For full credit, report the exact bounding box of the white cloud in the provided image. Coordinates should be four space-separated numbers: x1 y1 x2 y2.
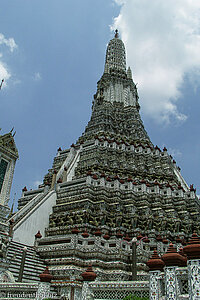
0 33 17 87
33 72 42 81
0 61 10 83
0 33 17 52
168 148 182 158
112 0 200 123
33 180 42 188
13 79 21 85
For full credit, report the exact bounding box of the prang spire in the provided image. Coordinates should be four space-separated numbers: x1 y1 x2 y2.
104 30 126 74
95 31 139 109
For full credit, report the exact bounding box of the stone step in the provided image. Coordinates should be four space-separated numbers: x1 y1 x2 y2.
7 240 45 283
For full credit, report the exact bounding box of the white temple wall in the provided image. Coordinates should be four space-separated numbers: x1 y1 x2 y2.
13 191 56 246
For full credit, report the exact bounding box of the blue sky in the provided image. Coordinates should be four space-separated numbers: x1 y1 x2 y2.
0 0 200 210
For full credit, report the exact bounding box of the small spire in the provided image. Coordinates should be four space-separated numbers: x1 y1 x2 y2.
115 29 119 38
81 265 97 281
39 266 53 282
127 67 132 79
0 79 4 90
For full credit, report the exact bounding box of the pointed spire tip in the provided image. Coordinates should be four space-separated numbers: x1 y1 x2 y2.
115 29 119 38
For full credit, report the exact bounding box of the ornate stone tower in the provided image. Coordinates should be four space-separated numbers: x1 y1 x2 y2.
0 130 18 281
14 31 200 284
0 130 18 235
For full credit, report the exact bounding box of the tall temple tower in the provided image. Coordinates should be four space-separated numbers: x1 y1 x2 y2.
12 31 200 284
0 130 18 235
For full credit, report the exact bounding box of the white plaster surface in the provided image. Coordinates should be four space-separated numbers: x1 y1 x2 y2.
56 147 75 181
0 158 15 206
66 149 80 181
56 147 80 182
13 191 56 245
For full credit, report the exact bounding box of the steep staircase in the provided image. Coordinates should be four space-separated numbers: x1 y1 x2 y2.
7 240 45 283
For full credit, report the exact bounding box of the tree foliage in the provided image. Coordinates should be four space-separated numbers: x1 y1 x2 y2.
123 295 149 300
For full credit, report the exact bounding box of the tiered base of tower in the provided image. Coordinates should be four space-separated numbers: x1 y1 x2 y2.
34 137 200 282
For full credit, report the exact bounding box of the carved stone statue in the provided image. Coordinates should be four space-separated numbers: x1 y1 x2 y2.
0 236 9 260
132 213 139 229
175 219 181 233
116 211 123 227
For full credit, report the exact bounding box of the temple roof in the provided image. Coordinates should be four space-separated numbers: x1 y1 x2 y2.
0 131 18 159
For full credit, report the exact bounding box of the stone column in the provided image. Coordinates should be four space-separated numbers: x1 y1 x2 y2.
51 170 57 190
177 247 187 295
17 246 27 282
8 218 14 237
146 249 165 300
62 166 68 182
183 233 200 300
131 237 137 281
81 265 96 300
37 266 53 300
162 243 183 300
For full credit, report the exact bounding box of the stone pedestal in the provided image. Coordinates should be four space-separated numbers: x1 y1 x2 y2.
37 281 51 300
60 286 71 299
81 282 94 300
37 266 53 300
162 243 184 300
149 271 162 300
165 266 178 299
0 259 9 282
81 282 89 300
187 259 200 299
81 265 96 300
183 233 200 300
146 249 165 300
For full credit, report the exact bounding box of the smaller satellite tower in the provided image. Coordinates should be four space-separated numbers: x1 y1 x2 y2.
0 79 4 90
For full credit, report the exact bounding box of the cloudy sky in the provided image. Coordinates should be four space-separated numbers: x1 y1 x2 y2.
0 0 200 210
